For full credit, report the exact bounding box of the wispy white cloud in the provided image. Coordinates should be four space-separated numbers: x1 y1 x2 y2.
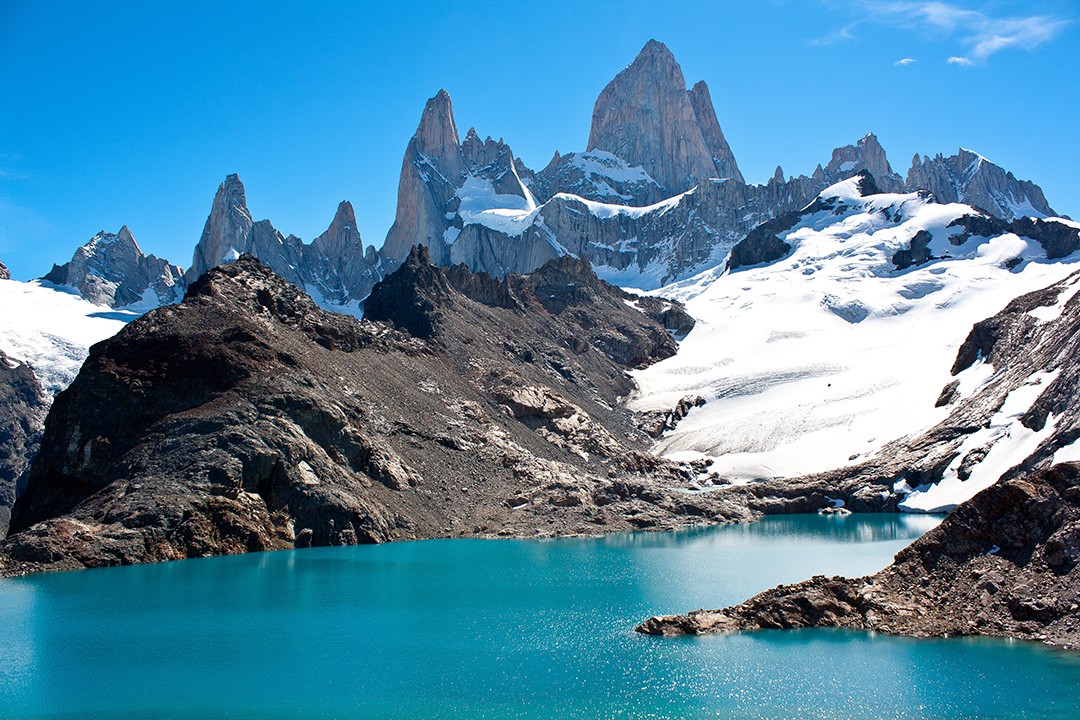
947 55 973 65
807 22 861 46
817 1 1073 64
894 57 917 65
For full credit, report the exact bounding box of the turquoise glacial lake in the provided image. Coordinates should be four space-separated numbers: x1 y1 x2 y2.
1 513 1079 719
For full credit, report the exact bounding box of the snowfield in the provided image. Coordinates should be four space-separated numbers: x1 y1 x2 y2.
0 278 136 394
630 178 1079 508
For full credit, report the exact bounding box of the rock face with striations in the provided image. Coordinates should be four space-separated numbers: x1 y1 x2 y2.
0 253 746 576
184 174 253 285
381 90 465 265
638 462 1080 650
42 226 184 308
906 149 1055 220
0 260 9 280
307 200 386 307
0 349 47 538
687 80 743 184
587 40 742 194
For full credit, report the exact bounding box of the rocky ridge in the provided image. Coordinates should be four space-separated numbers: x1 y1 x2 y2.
29 41 1065 312
184 175 384 313
0 253 748 576
908 149 1055 221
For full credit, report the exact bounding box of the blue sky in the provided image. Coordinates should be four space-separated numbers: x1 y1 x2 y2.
1 0 1077 279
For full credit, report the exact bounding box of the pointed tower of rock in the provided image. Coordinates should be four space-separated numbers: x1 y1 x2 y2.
823 133 904 192
587 40 732 194
688 80 743 183
313 200 363 261
185 173 254 284
382 90 466 265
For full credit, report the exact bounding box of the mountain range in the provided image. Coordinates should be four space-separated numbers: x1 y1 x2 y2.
1 39 1079 645
30 39 1061 318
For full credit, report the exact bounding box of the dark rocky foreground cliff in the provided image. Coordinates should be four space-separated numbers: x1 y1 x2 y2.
638 462 1080 650
0 252 749 576
0 350 47 537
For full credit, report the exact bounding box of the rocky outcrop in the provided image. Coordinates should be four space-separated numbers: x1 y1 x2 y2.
587 40 740 195
0 350 47 538
891 229 934 270
638 462 1080 650
362 245 451 340
0 260 9 280
823 133 904 193
183 174 382 310
727 211 798 270
947 213 1080 261
42 226 184 308
0 254 746 576
906 149 1056 220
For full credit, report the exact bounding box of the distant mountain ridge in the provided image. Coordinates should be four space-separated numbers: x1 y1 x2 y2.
16 41 1068 314
43 226 183 309
377 39 1060 286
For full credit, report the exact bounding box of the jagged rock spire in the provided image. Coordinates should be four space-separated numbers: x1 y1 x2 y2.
823 132 904 192
382 90 469 264
587 39 740 194
313 200 361 260
414 89 463 179
688 80 744 183
185 173 254 284
906 148 1055 219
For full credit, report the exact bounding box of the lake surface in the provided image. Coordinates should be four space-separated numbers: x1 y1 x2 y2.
1 514 1078 719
